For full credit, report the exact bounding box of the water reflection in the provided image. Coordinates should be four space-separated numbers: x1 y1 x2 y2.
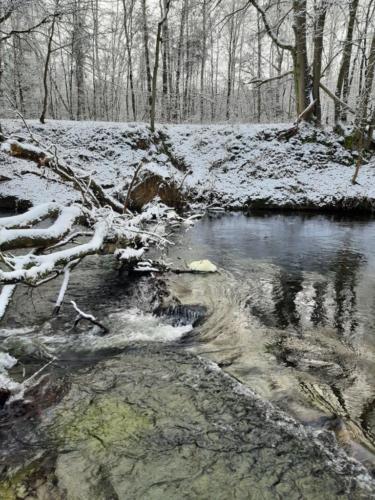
272 270 304 331
331 249 362 341
165 212 375 464
311 280 328 326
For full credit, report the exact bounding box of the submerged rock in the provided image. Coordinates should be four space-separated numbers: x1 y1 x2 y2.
17 345 372 499
154 303 207 327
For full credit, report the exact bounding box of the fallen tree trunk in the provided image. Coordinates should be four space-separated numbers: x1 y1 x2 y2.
319 82 356 117
5 139 123 213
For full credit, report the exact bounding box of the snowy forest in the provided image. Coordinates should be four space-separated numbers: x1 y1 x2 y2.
0 0 374 133
2 1 375 499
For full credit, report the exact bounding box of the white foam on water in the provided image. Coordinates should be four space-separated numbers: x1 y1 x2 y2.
0 308 193 357
0 351 23 401
0 327 35 338
0 352 17 370
93 308 193 348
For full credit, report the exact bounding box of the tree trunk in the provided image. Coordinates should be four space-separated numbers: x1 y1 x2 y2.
200 0 207 123
150 0 171 132
161 0 171 121
334 0 359 124
141 0 152 118
122 0 136 121
256 11 262 122
312 0 328 124
174 0 187 122
73 0 86 120
292 0 311 117
40 12 57 124
354 30 375 149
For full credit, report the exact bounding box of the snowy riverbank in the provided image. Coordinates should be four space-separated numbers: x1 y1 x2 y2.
1 119 374 212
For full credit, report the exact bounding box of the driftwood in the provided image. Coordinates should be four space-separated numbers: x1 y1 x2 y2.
127 260 218 275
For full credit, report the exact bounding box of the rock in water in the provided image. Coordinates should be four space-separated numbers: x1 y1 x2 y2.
1 346 375 499
188 259 217 272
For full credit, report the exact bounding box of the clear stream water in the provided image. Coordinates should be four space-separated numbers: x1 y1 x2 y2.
164 213 375 464
1 211 375 498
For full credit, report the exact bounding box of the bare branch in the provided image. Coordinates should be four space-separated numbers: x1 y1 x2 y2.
53 259 81 315
71 300 108 333
247 0 294 52
247 71 293 88
0 15 53 43
123 161 143 213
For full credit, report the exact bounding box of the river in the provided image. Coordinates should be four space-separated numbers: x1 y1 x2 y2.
165 212 375 465
1 211 375 499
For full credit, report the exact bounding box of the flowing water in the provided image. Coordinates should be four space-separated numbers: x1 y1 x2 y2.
1 211 375 498
164 212 375 465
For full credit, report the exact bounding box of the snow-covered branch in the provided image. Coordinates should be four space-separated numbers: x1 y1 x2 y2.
0 220 108 285
71 300 108 333
0 204 82 250
0 196 180 320
0 202 59 229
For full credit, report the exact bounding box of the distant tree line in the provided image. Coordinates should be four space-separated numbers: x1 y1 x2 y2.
0 0 375 144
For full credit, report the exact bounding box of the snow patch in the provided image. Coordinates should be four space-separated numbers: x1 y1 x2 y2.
115 247 145 261
0 351 23 401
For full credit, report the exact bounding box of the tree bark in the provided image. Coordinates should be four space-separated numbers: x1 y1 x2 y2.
40 10 57 124
292 0 311 117
334 0 359 124
312 0 328 124
150 0 171 132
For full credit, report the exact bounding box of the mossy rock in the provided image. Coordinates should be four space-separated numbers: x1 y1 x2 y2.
0 461 52 500
53 395 151 452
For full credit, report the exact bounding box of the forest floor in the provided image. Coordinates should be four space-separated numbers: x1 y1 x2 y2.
0 119 374 212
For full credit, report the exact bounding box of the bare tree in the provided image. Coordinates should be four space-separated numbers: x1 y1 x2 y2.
150 0 171 132
334 0 359 124
40 3 60 124
0 0 375 132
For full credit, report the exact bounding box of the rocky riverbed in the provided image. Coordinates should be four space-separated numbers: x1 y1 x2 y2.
1 344 375 500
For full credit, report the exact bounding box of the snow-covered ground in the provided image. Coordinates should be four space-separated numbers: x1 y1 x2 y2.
1 119 374 211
